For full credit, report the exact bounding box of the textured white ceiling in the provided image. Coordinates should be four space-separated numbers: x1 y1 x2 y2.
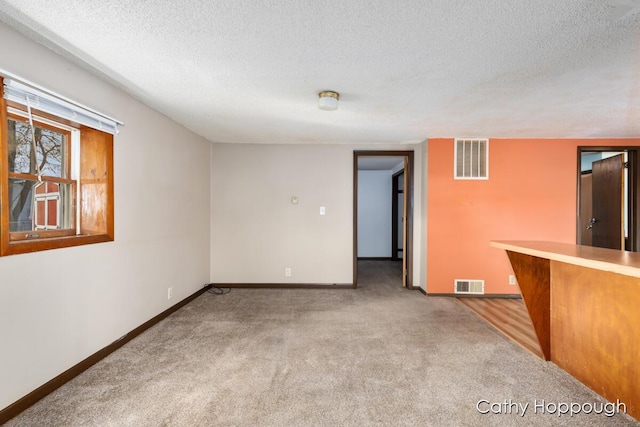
0 0 639 144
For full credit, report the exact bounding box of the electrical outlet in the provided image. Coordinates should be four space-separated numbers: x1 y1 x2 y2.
509 275 516 285
285 268 292 277
168 287 173 299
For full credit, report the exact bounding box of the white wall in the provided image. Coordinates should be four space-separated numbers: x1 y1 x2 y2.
420 140 428 290
211 144 353 284
0 22 211 410
211 143 425 286
357 170 392 257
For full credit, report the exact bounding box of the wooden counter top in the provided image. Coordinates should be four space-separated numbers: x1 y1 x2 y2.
492 240 640 420
490 240 640 279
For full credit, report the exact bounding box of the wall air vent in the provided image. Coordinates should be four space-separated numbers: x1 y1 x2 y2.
454 279 484 294
454 138 488 179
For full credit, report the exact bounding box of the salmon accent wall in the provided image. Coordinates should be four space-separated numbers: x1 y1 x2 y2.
427 138 640 294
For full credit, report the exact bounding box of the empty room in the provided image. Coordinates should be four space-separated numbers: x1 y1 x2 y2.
0 1 639 425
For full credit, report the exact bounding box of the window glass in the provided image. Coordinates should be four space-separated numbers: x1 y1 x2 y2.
8 117 67 178
7 115 74 236
8 178 74 233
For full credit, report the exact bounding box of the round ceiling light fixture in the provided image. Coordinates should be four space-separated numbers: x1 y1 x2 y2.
318 90 339 111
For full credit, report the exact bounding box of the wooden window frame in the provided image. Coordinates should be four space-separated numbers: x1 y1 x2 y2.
0 78 114 256
7 111 76 241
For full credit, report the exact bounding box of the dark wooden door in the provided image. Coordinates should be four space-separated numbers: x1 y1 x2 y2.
592 154 624 249
579 173 593 246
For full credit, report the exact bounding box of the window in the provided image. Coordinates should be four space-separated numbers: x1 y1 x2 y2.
8 111 75 238
454 138 488 179
0 75 122 256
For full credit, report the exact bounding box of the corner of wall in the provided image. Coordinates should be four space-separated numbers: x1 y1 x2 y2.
209 142 215 283
420 139 428 290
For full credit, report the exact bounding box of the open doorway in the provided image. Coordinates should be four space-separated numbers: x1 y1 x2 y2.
353 151 414 289
392 169 404 261
577 146 640 251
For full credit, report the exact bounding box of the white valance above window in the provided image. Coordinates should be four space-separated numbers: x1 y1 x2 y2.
2 73 123 135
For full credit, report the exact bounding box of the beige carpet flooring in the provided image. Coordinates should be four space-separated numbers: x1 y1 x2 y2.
5 261 637 426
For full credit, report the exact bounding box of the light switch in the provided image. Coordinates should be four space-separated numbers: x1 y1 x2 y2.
320 206 326 215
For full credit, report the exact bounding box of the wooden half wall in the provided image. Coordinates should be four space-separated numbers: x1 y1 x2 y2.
493 240 640 421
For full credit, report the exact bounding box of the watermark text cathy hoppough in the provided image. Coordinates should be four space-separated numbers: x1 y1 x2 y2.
476 399 626 418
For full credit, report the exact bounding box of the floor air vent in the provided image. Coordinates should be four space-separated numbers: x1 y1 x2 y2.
454 279 484 295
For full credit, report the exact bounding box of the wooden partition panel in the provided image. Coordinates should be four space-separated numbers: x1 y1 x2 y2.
80 127 114 237
506 251 551 360
551 261 640 419
494 240 640 421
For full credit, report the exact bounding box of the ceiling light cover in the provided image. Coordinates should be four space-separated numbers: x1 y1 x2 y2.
318 91 339 111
